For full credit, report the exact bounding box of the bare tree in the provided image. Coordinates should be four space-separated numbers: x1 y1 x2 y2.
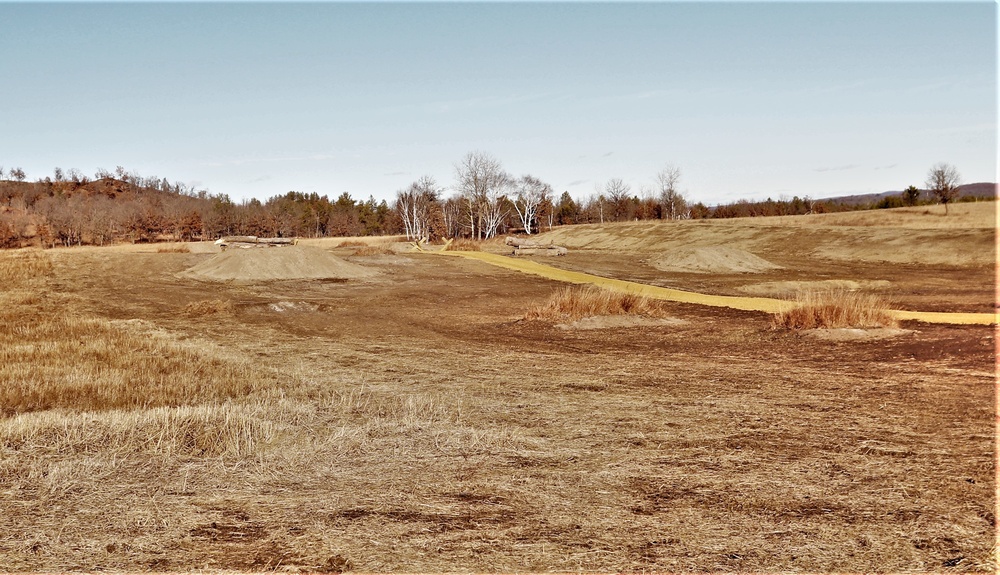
656 165 688 220
512 175 551 234
454 152 510 239
441 196 463 239
925 163 961 214
10 167 26 182
604 178 631 221
395 176 440 240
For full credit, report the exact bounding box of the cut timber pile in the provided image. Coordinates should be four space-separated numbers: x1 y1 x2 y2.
215 236 297 250
505 236 568 257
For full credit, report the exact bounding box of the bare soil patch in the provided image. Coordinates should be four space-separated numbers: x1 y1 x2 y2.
650 246 782 274
180 245 376 283
801 327 914 342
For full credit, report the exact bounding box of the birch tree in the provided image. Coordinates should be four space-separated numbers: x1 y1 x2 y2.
395 176 440 240
512 175 551 234
454 152 510 239
656 165 687 220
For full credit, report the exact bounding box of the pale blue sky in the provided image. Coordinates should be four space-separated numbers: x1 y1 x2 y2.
1 2 995 205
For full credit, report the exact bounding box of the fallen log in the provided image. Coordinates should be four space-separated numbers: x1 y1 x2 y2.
505 236 554 248
513 246 568 256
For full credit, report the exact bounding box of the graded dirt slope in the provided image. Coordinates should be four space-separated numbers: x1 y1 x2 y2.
181 245 376 282
535 202 996 268
650 246 781 274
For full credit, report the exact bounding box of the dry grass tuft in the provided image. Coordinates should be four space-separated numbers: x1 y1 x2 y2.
183 299 234 316
525 285 666 321
445 238 482 251
772 290 899 329
353 244 395 256
156 245 190 253
337 240 367 248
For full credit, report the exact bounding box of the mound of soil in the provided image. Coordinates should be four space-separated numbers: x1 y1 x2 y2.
181 246 376 282
650 246 782 274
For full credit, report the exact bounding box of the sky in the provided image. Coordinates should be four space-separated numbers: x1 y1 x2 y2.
1 2 996 206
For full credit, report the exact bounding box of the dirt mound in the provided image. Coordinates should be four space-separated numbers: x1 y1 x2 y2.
650 246 782 274
181 246 376 282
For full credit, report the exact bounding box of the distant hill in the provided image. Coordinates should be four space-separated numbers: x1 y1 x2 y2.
823 182 996 206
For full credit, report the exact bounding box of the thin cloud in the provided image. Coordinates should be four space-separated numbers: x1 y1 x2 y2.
814 164 859 173
601 152 615 158
567 179 588 186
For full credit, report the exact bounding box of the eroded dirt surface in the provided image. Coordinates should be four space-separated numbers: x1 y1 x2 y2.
5 246 996 572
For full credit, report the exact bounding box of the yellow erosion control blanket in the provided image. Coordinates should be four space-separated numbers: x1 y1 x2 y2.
439 251 998 326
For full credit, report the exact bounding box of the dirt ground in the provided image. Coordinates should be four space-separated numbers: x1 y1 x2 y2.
0 205 996 572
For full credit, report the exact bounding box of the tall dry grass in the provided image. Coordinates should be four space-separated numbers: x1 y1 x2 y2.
352 243 395 256
0 312 284 415
525 285 666 321
0 250 282 416
444 238 482 251
772 290 898 329
0 249 52 285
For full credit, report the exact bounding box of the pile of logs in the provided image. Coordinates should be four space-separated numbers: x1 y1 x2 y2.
505 236 568 256
214 236 297 250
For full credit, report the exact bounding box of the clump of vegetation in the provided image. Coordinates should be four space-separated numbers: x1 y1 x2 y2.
337 240 368 248
445 238 482 251
772 290 898 330
353 244 395 256
156 245 190 253
525 285 666 321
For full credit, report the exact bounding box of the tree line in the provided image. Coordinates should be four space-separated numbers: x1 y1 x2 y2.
0 159 986 249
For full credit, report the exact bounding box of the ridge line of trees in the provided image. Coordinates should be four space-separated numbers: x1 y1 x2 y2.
0 159 989 249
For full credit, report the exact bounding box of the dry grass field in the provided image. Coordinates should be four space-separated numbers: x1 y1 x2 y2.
0 203 995 572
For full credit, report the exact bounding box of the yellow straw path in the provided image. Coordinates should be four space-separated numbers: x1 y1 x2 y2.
438 251 998 326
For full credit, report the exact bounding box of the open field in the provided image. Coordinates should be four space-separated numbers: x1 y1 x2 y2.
0 203 996 572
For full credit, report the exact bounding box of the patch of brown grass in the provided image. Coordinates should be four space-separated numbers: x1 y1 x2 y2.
0 310 283 416
445 238 482 251
771 290 898 329
184 299 234 316
0 249 52 286
525 285 667 321
353 244 395 256
156 245 190 253
337 240 367 248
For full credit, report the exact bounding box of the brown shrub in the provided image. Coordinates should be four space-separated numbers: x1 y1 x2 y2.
337 240 367 248
445 239 482 251
156 245 190 253
772 290 898 329
525 285 666 321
